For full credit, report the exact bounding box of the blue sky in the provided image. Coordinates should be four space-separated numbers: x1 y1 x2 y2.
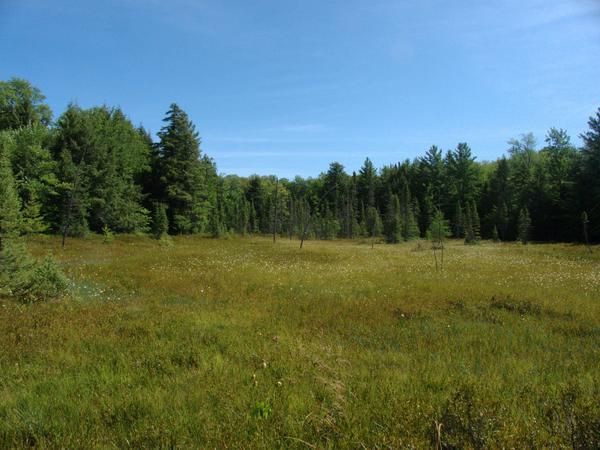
1 0 599 178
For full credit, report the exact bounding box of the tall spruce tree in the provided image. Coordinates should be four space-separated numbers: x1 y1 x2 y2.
156 104 211 234
53 104 91 241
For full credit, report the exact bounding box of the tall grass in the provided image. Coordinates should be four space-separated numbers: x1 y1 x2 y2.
1 235 599 448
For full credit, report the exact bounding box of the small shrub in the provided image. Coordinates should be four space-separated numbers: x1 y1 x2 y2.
13 255 70 303
102 224 114 244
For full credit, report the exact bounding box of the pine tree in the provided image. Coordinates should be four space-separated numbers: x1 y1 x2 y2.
53 104 91 242
517 207 531 244
454 201 463 238
470 200 481 240
152 202 169 239
0 149 68 301
497 201 509 240
492 225 500 242
366 206 382 248
21 192 48 234
399 183 418 241
156 104 209 234
428 209 450 271
0 149 22 251
385 194 401 243
359 201 367 237
464 203 476 244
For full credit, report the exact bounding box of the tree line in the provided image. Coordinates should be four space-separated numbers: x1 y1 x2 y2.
1 77 599 245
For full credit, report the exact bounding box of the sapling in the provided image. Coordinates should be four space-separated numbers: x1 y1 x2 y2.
428 209 450 271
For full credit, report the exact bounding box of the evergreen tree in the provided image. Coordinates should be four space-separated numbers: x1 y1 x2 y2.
0 149 68 301
385 194 401 243
464 203 476 244
358 201 368 237
249 201 259 234
366 206 382 248
156 104 210 234
453 201 464 238
492 225 500 242
358 157 377 208
497 201 509 240
51 105 90 238
0 148 22 250
446 143 479 207
7 124 58 230
579 108 600 242
428 209 450 271
399 182 419 241
517 207 532 244
420 145 444 208
470 200 481 240
152 202 169 239
21 192 48 234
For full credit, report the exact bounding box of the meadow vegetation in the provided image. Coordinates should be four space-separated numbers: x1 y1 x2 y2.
1 235 599 448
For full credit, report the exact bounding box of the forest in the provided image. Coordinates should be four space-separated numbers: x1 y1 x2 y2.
1 77 599 245
2 77 600 448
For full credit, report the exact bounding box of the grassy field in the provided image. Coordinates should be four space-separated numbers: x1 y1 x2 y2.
1 235 599 448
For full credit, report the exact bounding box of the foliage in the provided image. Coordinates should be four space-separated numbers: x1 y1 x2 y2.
365 206 382 244
518 207 532 244
102 224 114 244
428 209 450 245
154 104 216 234
152 202 169 239
0 149 68 302
11 255 70 303
0 78 52 130
1 78 600 244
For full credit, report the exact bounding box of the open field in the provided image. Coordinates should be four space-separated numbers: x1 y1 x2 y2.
1 236 600 448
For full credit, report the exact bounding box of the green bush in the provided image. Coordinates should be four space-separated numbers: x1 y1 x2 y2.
12 255 70 303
